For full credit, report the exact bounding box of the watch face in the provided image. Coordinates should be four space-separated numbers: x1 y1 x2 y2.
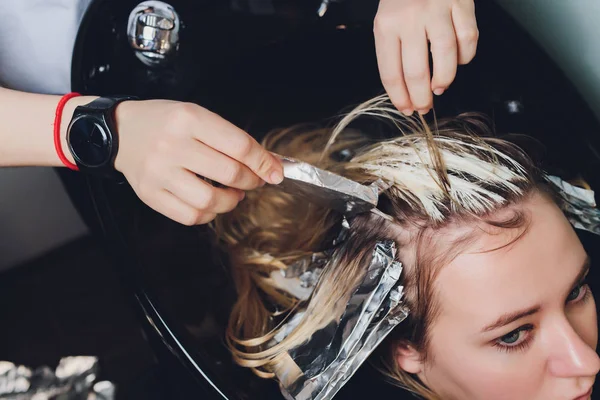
68 116 112 168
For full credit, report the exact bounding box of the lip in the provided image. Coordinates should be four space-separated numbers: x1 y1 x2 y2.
573 387 593 400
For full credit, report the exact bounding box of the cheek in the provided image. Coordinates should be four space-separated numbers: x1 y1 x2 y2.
422 328 545 400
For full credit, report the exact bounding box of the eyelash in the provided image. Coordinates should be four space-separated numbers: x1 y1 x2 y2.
493 324 534 353
493 279 592 353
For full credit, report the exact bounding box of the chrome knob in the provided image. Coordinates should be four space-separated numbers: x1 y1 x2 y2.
127 1 181 67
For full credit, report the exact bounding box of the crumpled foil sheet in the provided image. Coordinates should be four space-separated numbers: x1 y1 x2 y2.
547 175 600 235
278 155 386 216
269 219 350 301
272 240 407 400
269 252 329 301
0 357 115 400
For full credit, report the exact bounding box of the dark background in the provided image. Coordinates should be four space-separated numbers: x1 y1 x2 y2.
2 0 600 399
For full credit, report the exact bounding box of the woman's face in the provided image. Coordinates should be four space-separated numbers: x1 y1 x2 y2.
414 192 600 400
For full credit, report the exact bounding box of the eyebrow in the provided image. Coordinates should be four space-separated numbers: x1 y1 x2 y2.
480 256 591 333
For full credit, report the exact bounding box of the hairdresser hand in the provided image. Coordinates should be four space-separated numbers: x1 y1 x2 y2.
113 100 283 226
374 0 478 115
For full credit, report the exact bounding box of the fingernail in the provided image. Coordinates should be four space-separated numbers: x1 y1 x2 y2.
238 190 246 201
402 109 413 116
269 169 284 185
418 108 430 115
433 88 445 96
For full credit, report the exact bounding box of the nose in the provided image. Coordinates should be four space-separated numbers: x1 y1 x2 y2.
547 319 600 378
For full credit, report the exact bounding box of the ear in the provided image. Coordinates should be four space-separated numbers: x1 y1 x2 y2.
394 341 425 374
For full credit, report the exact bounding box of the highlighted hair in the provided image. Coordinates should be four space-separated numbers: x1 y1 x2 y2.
213 95 546 399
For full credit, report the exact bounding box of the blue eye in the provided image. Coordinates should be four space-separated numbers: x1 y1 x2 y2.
494 324 534 353
567 284 583 302
567 278 590 303
499 328 526 346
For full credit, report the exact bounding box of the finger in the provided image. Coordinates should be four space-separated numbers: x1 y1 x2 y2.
374 27 413 114
401 30 432 113
167 168 243 214
427 11 458 95
148 190 217 226
195 111 283 185
452 1 479 65
195 212 218 225
182 139 262 190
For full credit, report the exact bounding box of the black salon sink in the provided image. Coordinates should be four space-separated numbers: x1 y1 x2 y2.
63 0 600 399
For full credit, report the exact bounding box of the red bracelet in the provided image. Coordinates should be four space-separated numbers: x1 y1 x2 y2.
54 92 81 171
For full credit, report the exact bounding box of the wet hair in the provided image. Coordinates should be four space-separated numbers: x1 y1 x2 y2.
213 95 551 399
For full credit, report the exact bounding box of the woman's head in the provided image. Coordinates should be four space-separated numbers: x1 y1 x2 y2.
385 190 599 400
213 95 599 399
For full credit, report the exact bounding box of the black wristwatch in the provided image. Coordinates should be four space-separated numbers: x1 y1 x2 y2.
66 96 139 181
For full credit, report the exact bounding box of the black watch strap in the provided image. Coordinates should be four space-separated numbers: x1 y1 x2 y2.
82 96 136 110
68 95 138 182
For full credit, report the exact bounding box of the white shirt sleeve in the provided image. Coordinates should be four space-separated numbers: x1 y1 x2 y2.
0 0 93 94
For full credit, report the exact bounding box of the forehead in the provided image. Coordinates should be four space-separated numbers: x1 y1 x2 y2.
433 193 586 329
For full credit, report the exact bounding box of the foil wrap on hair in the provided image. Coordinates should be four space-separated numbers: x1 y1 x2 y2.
0 357 115 399
272 240 407 400
547 175 600 235
269 219 350 301
278 155 390 216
